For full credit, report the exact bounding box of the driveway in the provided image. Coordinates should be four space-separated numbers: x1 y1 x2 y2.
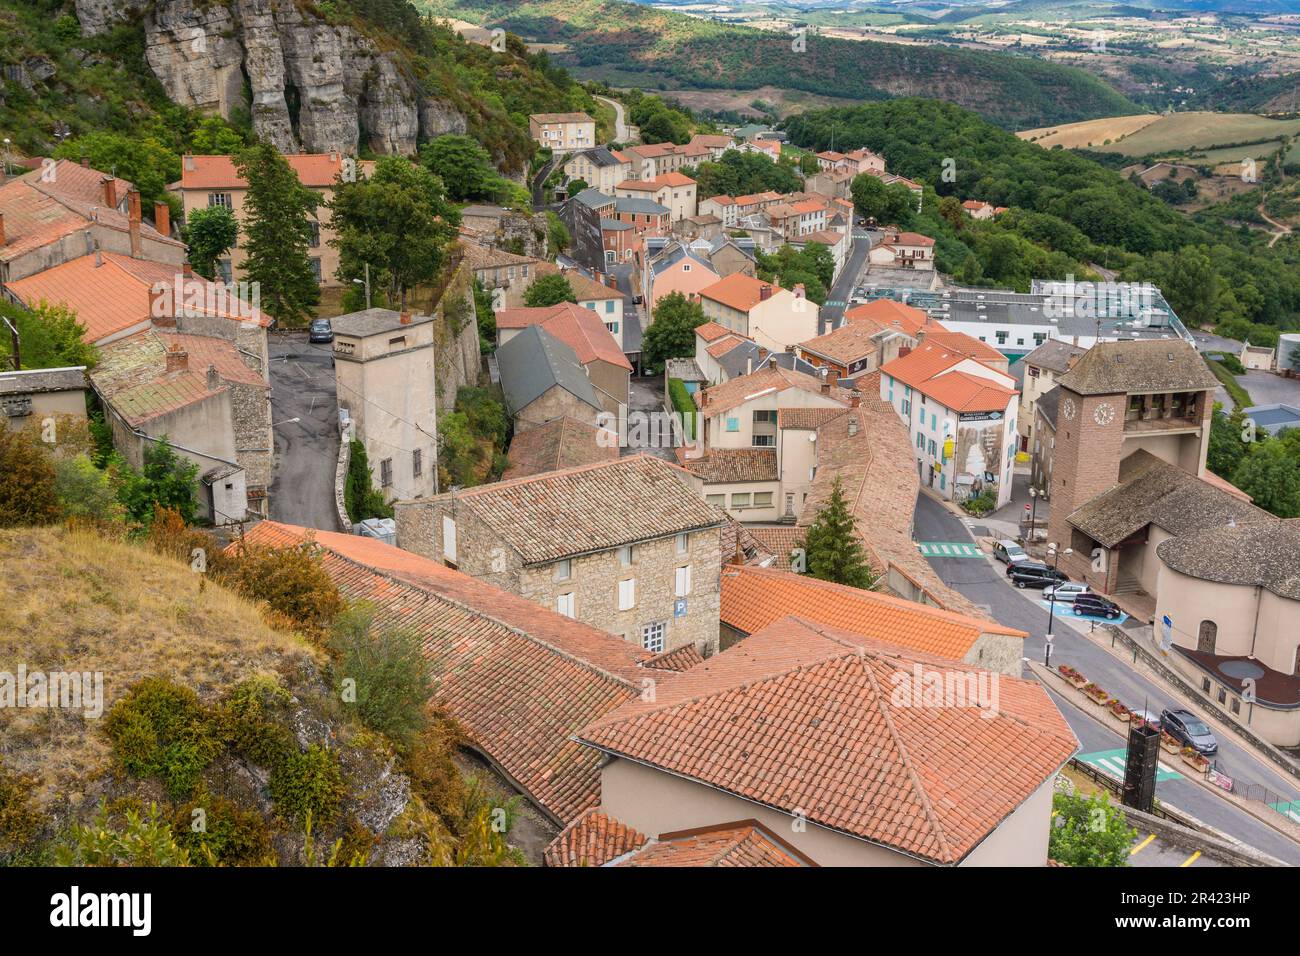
625 375 677 462
595 94 630 143
819 232 873 334
268 333 342 531
913 490 1300 863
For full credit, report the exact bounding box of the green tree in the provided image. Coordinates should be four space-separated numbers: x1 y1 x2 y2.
344 439 393 523
1206 405 1249 479
546 211 571 255
0 427 59 528
419 135 503 202
523 273 576 307
1049 791 1136 867
1232 440 1300 518
53 132 180 211
235 143 321 325
330 604 432 746
642 292 706 374
187 116 248 155
801 477 877 589
330 156 459 310
54 454 124 523
117 438 200 526
565 177 589 196
54 801 191 867
184 205 239 281
0 300 97 371
851 174 915 225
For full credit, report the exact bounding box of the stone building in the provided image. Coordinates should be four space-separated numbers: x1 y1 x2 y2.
393 456 727 655
496 325 604 432
0 367 86 432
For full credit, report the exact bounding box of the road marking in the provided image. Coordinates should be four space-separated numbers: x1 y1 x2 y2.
1130 834 1156 856
1076 748 1183 782
916 541 982 558
1180 850 1202 867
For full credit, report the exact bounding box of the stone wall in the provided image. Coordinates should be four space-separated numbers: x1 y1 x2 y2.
516 385 598 432
429 263 483 419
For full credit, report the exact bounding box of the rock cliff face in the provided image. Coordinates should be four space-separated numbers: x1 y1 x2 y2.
74 0 466 156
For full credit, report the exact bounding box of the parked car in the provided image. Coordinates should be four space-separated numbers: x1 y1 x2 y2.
992 539 1028 565
308 318 334 344
1043 581 1091 603
1006 562 1069 589
1161 708 1218 755
1072 593 1121 619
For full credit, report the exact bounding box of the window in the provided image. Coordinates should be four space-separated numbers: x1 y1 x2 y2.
1033 332 1046 346
930 412 937 430
928 439 937 456
605 300 615 314
618 545 635 567
916 433 925 450
308 220 321 249
705 494 725 507
606 321 619 334
1197 620 1218 654
753 491 773 508
641 621 666 653
730 492 751 509
675 565 691 597
902 399 911 416
388 336 406 350
310 258 321 283
379 458 393 488
725 416 739 432
753 433 775 447
208 192 232 209
442 515 457 563
1231 697 1241 715
618 578 636 611
412 449 422 477
996 331 1008 345
675 532 689 555
556 592 575 618
554 559 572 582
1201 677 1212 693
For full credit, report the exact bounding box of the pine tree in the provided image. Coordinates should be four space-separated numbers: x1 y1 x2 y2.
801 476 878 589
235 143 321 325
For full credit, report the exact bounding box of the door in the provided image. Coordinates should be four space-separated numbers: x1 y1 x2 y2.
1197 620 1217 654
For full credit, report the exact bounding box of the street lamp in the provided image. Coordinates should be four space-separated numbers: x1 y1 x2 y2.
1044 542 1073 666
1027 486 1040 541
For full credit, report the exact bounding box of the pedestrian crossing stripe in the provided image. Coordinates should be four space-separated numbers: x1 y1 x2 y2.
916 541 983 558
825 300 846 308
1077 748 1182 782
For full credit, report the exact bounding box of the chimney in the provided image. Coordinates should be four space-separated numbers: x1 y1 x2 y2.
95 247 103 268
165 344 189 373
849 392 861 408
128 188 141 223
794 283 805 299
399 310 413 325
154 201 171 238
128 189 142 258
184 155 196 172
206 364 220 391
746 356 753 376
182 262 193 277
101 175 116 209
83 230 94 256
820 366 831 395
81 157 90 169
759 284 772 301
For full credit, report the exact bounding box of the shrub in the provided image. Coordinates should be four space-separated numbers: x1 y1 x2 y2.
1049 792 1136 867
54 800 192 867
214 677 296 767
961 491 997 516
344 440 393 523
172 795 273 866
221 539 345 639
668 378 697 439
0 758 50 864
1209 351 1246 375
404 713 466 828
0 427 59 528
270 744 345 828
104 678 222 800
331 604 432 746
53 453 125 524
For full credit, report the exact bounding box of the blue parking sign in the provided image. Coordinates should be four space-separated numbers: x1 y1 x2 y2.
674 598 687 618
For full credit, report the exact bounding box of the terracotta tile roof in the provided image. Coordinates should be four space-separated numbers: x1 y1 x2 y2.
694 321 737 343
719 517 777 568
705 337 748 360
915 369 1017 414
563 271 622 301
721 565 1023 657
177 153 369 190
577 615 1076 864
642 643 705 672
682 447 778 483
531 111 595 125
798 321 880 365
655 172 697 187
9 253 269 343
496 302 632 371
614 821 810 867
615 179 659 192
776 406 849 430
689 135 735 149
543 810 647 867
93 363 222 426
239 522 660 824
744 527 802 569
919 327 1006 366
699 365 851 418
698 273 787 313
1022 338 1086 374
412 456 725 565
501 416 619 480
844 299 927 337
886 231 933 246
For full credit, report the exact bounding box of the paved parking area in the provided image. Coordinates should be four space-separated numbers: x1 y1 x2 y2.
268 333 342 531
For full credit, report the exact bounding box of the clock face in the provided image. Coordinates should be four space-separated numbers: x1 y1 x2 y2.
1062 398 1076 421
1094 402 1116 427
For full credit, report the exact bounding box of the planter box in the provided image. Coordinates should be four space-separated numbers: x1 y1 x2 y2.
1108 709 1131 724
1068 675 1088 689
1180 753 1209 772
1160 739 1180 754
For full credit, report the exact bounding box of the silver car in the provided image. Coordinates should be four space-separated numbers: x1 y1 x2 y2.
993 539 1027 564
1043 582 1091 603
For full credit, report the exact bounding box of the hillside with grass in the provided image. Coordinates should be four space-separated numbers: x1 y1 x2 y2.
0 522 525 866
417 0 1140 129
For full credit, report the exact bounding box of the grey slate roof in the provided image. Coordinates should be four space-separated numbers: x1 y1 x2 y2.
615 197 669 216
1023 339 1085 374
1036 385 1060 429
575 147 623 168
1057 340 1219 396
0 366 87 395
1066 451 1264 549
331 308 433 338
497 325 601 416
1158 521 1300 600
571 188 616 210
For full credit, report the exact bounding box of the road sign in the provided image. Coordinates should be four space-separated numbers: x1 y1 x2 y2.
1077 748 1182 782
916 541 982 558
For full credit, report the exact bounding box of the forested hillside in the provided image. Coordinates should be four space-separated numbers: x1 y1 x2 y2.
786 99 1300 343
416 0 1139 129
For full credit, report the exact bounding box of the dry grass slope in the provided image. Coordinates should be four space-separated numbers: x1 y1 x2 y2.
0 527 320 810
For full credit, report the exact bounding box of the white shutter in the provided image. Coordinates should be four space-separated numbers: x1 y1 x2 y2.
675 565 691 598
618 578 636 611
442 515 457 562
556 593 575 618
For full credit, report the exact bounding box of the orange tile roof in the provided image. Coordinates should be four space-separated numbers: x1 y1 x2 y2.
239 521 660 824
879 341 966 385
496 302 631 371
543 810 647 867
798 321 880 365
920 327 1006 365
744 527 802 569
721 565 1023 658
577 615 1076 865
776 406 851 430
699 365 851 417
881 344 1017 412
90 330 249 425
653 172 697 187
501 416 618 480
563 271 622 301
697 272 785 313
694 321 737 343
844 299 928 337
177 153 367 190
614 821 809 867
705 337 748 359
641 643 705 672
9 253 269 343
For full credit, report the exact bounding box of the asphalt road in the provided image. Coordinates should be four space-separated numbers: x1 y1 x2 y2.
913 490 1300 864
819 231 873 335
268 333 342 532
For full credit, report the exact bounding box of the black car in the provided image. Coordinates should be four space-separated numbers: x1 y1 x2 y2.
1006 561 1069 589
1161 708 1218 755
308 318 334 344
1072 594 1122 620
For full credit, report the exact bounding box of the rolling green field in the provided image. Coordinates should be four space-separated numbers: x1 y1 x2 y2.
1107 113 1300 157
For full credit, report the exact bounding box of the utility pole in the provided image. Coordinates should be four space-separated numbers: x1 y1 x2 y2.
352 262 371 309
2 315 19 370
